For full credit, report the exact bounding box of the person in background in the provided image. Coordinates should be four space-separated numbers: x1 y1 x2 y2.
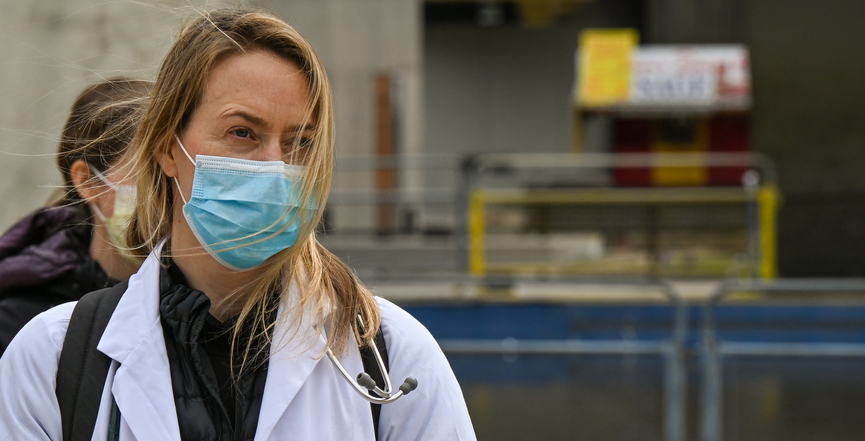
0 78 149 355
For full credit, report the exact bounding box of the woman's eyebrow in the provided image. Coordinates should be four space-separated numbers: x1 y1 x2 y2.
221 109 267 127
222 110 314 134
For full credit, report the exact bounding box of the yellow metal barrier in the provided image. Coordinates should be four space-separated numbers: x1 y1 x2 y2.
469 190 486 276
468 186 779 278
758 185 779 279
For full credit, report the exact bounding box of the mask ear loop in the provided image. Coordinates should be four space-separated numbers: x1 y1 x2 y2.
90 165 116 189
173 134 196 205
173 177 189 205
173 134 195 165
90 204 109 224
86 165 113 223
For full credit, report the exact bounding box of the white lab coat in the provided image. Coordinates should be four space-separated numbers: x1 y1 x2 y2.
0 244 476 441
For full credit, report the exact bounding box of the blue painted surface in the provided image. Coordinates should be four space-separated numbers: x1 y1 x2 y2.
399 302 865 384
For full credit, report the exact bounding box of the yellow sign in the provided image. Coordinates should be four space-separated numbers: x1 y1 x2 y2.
577 29 638 107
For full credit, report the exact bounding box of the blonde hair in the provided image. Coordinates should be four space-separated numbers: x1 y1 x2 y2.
126 8 380 364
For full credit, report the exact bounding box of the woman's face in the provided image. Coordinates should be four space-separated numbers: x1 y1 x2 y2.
163 49 313 198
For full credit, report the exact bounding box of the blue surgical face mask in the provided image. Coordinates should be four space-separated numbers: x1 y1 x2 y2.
173 134 311 271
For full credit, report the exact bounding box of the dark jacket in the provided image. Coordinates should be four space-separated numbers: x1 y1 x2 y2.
0 206 115 355
159 263 269 441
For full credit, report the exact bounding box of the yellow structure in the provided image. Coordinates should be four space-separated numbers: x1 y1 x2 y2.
468 185 779 279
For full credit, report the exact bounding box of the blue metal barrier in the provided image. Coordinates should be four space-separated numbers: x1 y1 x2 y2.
700 279 865 441
402 279 687 441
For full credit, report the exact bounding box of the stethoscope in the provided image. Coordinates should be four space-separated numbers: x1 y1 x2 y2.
324 316 418 405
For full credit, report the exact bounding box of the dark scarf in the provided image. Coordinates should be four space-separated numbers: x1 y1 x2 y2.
159 263 271 441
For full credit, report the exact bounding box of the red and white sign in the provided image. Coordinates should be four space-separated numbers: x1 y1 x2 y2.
629 45 750 106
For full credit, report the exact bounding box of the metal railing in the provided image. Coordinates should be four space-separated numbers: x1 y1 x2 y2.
700 279 865 441
436 278 688 441
465 152 777 184
462 152 780 278
326 152 779 279
330 153 462 206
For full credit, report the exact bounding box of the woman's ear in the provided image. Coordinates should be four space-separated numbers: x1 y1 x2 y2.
70 159 100 201
155 136 179 178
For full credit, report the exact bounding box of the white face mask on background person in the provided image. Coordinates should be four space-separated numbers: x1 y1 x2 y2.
89 165 137 260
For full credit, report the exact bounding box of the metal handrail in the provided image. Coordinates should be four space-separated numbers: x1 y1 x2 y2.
440 339 672 355
436 278 688 441
328 188 457 205
701 279 865 441
326 153 779 278
333 153 460 170
459 152 779 276
468 152 777 185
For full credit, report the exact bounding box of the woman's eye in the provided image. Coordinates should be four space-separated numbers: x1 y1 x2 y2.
283 137 310 151
281 139 311 162
231 128 251 139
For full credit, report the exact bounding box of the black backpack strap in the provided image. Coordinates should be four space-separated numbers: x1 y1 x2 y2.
56 280 128 441
360 328 388 441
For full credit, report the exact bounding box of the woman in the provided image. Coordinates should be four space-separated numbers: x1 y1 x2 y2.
0 8 475 441
0 78 147 356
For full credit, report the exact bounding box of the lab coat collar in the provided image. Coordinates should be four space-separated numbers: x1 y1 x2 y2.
98 240 182 440
254 294 328 441
98 240 165 363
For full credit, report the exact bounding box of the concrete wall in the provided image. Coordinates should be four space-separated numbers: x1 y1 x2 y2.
646 0 742 43
742 0 865 276
422 0 642 229
0 0 238 232
424 0 643 158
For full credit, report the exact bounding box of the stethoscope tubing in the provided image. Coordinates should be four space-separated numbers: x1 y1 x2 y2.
324 315 417 405
325 346 408 405
366 336 395 396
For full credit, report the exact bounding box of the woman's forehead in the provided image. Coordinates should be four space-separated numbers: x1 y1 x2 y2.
198 50 312 129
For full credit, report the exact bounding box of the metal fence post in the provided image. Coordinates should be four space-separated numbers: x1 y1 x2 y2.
701 282 727 441
700 279 865 441
456 155 479 273
662 281 688 441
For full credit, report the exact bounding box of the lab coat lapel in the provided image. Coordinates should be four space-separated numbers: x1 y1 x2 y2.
254 302 327 441
97 242 181 441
